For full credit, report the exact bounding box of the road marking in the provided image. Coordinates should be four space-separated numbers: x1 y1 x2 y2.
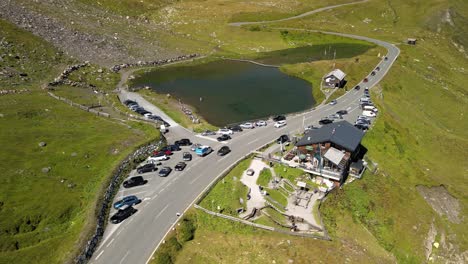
116 226 125 236
247 139 259 145
154 205 169 221
95 250 104 260
346 106 351 111
106 238 115 248
218 155 229 162
119 251 130 264
189 175 202 184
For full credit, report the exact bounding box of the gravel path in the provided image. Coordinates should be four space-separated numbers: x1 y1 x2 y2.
240 159 269 215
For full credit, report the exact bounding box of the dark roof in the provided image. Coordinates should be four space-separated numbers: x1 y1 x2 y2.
296 121 364 152
350 160 364 170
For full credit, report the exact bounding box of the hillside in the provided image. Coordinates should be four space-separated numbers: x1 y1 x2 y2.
0 0 466 263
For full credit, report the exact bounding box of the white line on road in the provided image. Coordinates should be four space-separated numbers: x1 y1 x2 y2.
247 139 259 145
119 251 130 264
116 226 125 236
189 175 202 184
106 238 115 248
95 250 104 260
154 205 169 221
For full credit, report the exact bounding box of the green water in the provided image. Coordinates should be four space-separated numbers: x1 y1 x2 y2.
131 60 315 126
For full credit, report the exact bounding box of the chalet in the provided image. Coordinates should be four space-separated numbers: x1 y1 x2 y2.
292 121 365 185
323 69 346 88
407 38 417 45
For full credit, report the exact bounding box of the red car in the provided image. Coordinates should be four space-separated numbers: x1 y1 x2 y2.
363 78 368 83
153 149 172 156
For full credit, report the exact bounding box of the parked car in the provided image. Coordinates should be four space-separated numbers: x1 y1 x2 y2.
371 71 376 76
363 105 378 113
360 97 371 103
354 85 361 90
110 206 137 224
175 139 192 146
376 66 381 71
363 78 369 83
113 195 141 210
362 110 377 117
154 149 172 156
182 152 192 161
124 100 137 105
355 124 369 131
319 118 333 125
123 176 147 188
143 113 153 118
329 113 343 120
201 130 216 136
336 110 348 115
274 120 287 128
240 122 254 129
191 143 201 152
329 100 337 105
149 152 168 162
217 146 231 156
384 56 388 61
255 120 267 126
162 144 180 152
228 125 243 132
174 162 187 171
158 166 172 177
272 115 286 122
277 134 289 144
217 134 231 142
246 169 255 176
148 115 161 120
195 146 212 157
218 128 233 135
137 163 157 174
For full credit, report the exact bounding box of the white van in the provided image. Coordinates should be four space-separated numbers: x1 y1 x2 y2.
363 105 378 113
362 110 376 117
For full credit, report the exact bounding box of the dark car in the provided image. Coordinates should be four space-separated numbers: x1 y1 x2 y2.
272 115 286 122
355 124 369 131
158 166 172 177
277 135 289 144
110 206 137 224
175 139 192 146
174 162 187 171
183 152 192 161
124 100 137 106
363 78 369 83
354 85 360 90
336 110 348 115
113 195 141 210
217 134 231 142
137 163 157 174
228 125 243 132
162 144 181 152
384 56 388 61
319 118 333 125
376 66 381 71
123 176 147 188
371 71 376 76
217 146 231 156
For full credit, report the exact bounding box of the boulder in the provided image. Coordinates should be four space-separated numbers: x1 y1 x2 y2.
39 142 47 147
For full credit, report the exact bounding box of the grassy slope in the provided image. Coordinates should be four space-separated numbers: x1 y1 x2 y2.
0 20 159 263
274 0 468 262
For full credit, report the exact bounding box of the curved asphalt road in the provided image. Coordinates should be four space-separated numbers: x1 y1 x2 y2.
91 6 400 264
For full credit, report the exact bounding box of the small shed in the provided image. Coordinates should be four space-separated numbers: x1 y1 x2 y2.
407 38 417 45
324 69 347 88
349 159 364 178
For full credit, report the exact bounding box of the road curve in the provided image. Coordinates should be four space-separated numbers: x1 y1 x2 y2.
90 6 399 264
229 0 368 27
